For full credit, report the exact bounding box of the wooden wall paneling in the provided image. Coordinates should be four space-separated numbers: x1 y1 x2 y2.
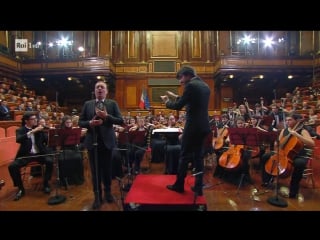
127 31 139 61
191 31 201 59
0 31 7 47
220 86 234 110
114 79 125 109
140 31 146 63
218 31 231 56
204 78 214 110
181 31 189 62
114 31 124 63
150 31 178 58
126 86 137 108
212 31 218 61
205 31 212 62
300 31 314 56
99 31 112 57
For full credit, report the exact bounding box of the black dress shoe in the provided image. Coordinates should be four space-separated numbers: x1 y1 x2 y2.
166 184 184 193
14 189 25 201
191 186 203 196
105 193 114 203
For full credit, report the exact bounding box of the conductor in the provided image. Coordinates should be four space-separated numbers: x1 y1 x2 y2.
160 66 211 196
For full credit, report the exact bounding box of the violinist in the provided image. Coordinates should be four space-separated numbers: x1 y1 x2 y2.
261 113 315 198
8 112 54 201
249 115 268 171
165 115 183 174
150 116 167 163
269 104 285 131
254 103 269 117
128 117 148 174
238 104 251 124
58 115 85 187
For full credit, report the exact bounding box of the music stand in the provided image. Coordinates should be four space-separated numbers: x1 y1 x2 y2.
228 128 259 194
58 128 82 189
258 130 288 208
47 128 80 205
152 128 181 174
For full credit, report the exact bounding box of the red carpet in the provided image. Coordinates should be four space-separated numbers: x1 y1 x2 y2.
124 175 206 210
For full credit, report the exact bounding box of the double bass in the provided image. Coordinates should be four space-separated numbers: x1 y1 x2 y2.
265 120 305 178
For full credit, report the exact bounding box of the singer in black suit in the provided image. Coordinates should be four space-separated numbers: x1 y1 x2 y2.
79 80 124 210
8 112 54 201
160 66 211 196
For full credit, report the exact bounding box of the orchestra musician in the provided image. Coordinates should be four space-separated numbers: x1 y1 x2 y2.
260 112 315 198
237 104 251 124
149 116 167 163
213 114 230 178
269 104 285 131
254 102 269 117
164 115 183 174
58 115 85 187
217 116 253 184
128 117 148 174
8 112 54 201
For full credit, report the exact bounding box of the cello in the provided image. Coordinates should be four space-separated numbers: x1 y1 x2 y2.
214 120 230 150
265 119 305 178
218 144 244 171
218 118 247 171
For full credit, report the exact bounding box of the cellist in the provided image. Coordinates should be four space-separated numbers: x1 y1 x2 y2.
260 112 315 198
213 114 230 177
216 116 253 184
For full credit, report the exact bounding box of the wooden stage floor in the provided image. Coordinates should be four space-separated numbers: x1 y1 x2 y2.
1 155 320 212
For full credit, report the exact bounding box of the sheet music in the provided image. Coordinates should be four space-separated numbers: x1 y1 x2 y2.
152 128 181 134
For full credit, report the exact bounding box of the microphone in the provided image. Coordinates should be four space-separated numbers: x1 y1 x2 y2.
96 101 105 111
95 100 105 120
192 171 203 177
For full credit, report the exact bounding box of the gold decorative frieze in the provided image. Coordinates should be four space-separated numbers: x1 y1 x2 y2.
83 59 106 66
47 62 78 69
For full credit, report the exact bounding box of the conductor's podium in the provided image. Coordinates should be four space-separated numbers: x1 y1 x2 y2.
124 174 207 211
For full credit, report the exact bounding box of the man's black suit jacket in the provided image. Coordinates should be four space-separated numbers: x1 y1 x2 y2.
15 126 49 158
78 99 124 150
166 76 211 136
